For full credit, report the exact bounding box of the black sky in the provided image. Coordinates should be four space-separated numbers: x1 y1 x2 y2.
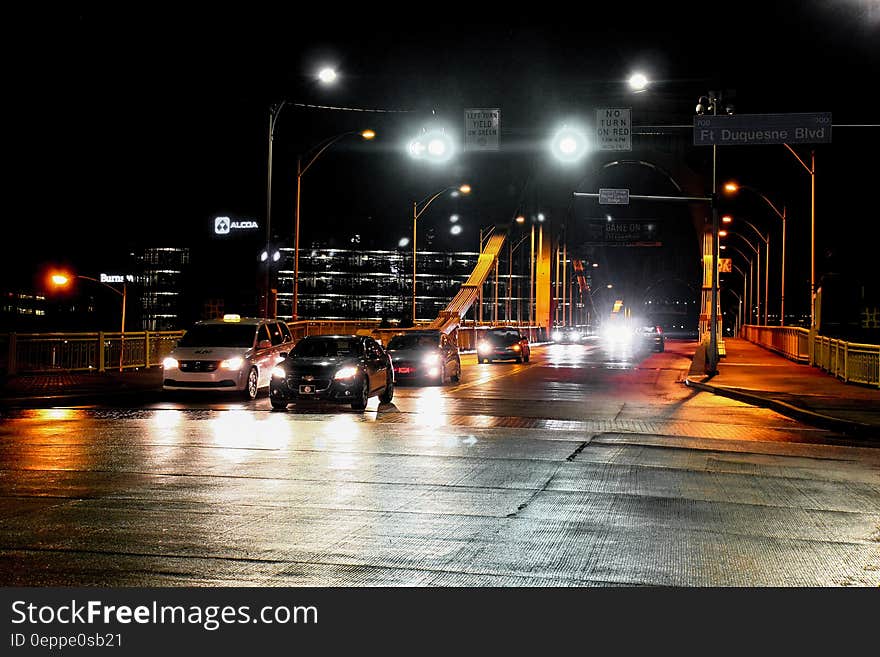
6 2 880 300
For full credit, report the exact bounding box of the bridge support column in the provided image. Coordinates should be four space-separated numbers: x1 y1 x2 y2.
536 225 552 332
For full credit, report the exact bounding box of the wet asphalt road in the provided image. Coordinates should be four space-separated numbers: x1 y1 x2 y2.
1 338 878 586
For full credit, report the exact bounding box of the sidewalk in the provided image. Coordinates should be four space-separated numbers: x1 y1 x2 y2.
686 338 880 439
0 368 163 404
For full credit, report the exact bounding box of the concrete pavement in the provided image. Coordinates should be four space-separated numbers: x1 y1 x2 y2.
686 338 880 439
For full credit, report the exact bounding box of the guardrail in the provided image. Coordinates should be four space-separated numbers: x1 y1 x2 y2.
741 325 879 388
2 331 184 375
741 325 810 363
812 335 880 388
2 321 550 376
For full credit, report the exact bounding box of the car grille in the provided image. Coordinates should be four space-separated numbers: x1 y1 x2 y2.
287 375 331 389
178 360 220 372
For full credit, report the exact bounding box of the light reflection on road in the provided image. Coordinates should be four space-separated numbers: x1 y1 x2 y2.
412 387 446 429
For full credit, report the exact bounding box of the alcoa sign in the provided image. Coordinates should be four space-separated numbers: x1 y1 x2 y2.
214 216 259 235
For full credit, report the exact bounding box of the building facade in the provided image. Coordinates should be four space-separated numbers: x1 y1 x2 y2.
137 247 191 330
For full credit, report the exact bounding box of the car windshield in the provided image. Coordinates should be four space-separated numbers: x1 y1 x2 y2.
387 334 439 350
486 329 521 345
292 338 363 358
178 324 256 348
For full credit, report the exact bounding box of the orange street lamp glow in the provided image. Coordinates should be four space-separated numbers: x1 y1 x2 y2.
50 273 70 287
361 129 376 140
722 215 733 224
515 215 526 224
719 230 728 237
459 184 471 194
724 182 739 193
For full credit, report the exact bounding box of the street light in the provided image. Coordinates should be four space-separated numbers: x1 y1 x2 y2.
550 124 590 164
292 129 376 321
412 184 471 323
628 72 649 92
724 244 756 324
723 231 762 325
732 217 770 326
724 181 787 325
262 68 341 318
782 146 816 330
50 272 127 372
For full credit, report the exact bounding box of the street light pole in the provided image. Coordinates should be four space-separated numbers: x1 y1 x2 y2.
724 183 787 326
412 184 471 323
728 246 755 324
784 145 816 329
51 274 127 371
728 233 761 324
293 129 375 322
737 218 770 326
264 102 287 319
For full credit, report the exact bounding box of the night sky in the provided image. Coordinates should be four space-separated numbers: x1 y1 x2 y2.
7 3 880 316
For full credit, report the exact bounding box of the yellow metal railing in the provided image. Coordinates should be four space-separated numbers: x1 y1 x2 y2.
742 325 879 388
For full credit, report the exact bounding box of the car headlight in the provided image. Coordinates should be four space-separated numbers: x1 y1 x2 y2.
162 357 178 370
220 357 244 370
334 366 359 380
512 344 521 351
478 342 491 354
423 353 440 365
552 331 562 341
271 366 286 379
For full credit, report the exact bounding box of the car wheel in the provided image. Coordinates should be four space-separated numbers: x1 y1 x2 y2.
478 357 485 364
271 399 288 411
379 379 394 404
351 377 369 410
242 367 259 400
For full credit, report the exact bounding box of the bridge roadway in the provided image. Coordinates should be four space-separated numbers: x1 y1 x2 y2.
1 338 878 586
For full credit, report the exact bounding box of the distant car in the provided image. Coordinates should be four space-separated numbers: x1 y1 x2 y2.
552 326 586 343
269 334 394 411
385 330 462 385
477 327 531 363
162 315 293 400
636 325 665 352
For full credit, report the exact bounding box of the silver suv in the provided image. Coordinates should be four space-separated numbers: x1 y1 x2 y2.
162 315 294 399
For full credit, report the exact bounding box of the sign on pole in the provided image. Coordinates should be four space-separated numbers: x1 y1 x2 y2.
693 112 832 146
598 188 630 205
596 108 632 151
719 258 732 273
464 108 500 151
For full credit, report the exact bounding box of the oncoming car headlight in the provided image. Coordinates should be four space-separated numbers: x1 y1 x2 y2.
423 353 440 365
271 366 286 379
334 366 359 380
220 357 245 370
162 357 178 370
552 331 562 341
478 342 492 354
512 344 521 351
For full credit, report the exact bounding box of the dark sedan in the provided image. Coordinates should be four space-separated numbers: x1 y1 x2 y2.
386 330 462 385
269 335 394 411
477 327 531 363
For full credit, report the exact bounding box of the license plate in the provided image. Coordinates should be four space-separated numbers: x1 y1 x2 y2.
299 385 314 394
